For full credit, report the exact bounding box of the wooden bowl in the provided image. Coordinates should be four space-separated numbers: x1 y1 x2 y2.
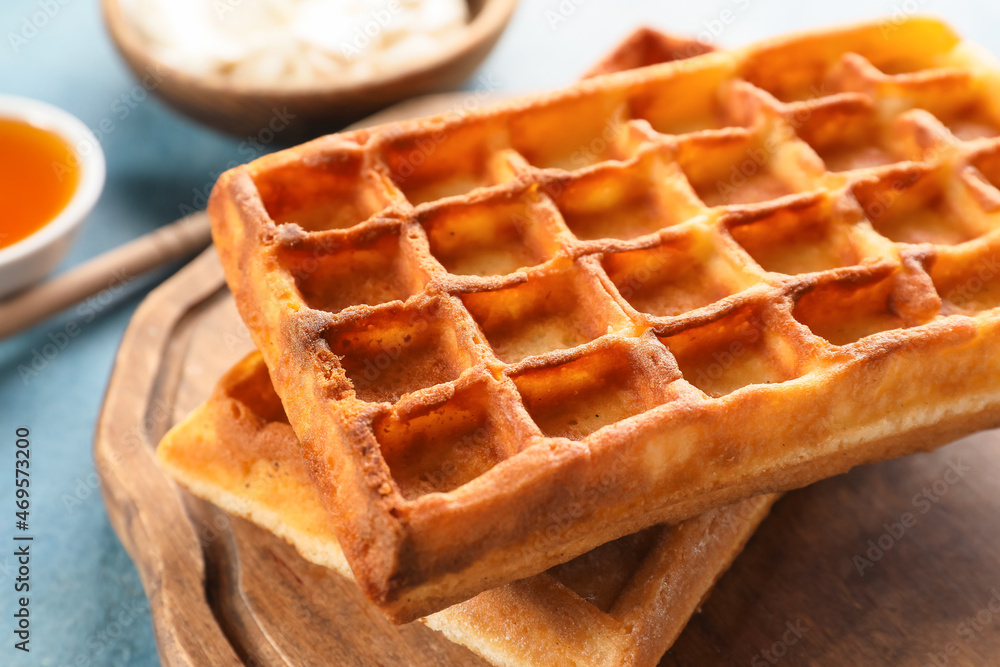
101 0 517 141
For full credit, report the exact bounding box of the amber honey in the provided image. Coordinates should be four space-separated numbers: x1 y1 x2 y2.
0 118 80 250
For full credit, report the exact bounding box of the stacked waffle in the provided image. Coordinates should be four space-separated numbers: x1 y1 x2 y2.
159 18 1000 665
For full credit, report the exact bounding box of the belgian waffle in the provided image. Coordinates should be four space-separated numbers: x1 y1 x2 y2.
158 353 776 667
210 17 1000 621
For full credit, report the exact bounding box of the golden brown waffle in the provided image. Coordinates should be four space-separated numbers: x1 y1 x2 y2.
158 353 776 667
582 26 714 79
210 17 1000 621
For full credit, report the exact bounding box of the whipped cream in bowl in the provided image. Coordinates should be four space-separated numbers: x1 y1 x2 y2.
102 0 515 137
121 0 470 89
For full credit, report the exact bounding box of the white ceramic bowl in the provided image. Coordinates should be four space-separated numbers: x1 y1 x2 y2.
0 95 105 300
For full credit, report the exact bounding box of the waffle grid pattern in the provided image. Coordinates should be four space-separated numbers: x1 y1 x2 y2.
212 18 1000 620
263 19 1000 492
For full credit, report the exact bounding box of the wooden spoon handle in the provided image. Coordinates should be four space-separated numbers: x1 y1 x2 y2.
0 211 211 339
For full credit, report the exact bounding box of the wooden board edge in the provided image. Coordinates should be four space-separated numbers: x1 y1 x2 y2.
94 248 242 667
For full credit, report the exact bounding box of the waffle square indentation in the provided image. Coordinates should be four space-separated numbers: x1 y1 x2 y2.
381 118 519 205
552 153 703 241
279 224 419 314
725 197 875 275
373 379 519 499
661 306 803 397
253 148 393 231
792 270 908 346
322 300 474 403
461 263 631 364
508 92 635 171
930 247 1000 314
853 169 990 246
677 133 810 208
628 60 746 136
602 227 760 317
511 340 678 440
792 96 912 173
417 191 559 277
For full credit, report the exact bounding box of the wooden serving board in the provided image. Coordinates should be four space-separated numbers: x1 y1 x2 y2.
96 96 1000 667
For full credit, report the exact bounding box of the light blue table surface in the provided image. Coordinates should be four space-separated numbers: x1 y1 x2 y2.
1 0 998 664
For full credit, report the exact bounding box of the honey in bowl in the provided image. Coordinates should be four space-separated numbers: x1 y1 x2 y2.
0 118 80 250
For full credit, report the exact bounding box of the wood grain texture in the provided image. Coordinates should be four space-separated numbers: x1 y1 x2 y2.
665 433 1000 666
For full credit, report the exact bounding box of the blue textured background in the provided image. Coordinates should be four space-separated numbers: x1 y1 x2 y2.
1 0 998 664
